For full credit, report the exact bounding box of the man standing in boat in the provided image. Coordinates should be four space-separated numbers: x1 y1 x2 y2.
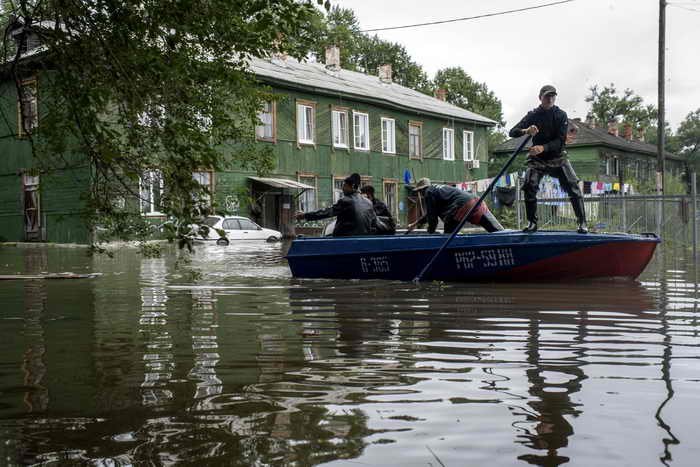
360 185 396 235
509 85 588 234
296 173 377 236
406 178 504 234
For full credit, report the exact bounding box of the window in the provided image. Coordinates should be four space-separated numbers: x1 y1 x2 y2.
255 101 275 141
332 109 349 148
353 111 369 150
192 171 213 212
333 177 346 203
140 170 165 215
298 175 317 212
383 180 398 219
222 219 241 230
381 117 396 154
238 219 258 230
18 79 38 137
463 130 474 161
409 122 422 159
442 128 455 161
296 102 315 144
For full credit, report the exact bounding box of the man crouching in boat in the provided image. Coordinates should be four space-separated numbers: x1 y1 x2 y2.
296 173 377 237
406 178 504 234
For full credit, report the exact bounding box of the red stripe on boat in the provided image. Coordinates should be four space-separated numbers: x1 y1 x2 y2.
496 240 657 281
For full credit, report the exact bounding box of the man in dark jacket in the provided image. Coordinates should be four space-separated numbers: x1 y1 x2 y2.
296 173 376 236
360 185 396 235
509 85 587 233
406 178 504 234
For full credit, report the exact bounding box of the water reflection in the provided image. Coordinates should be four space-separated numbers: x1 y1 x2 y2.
0 244 698 466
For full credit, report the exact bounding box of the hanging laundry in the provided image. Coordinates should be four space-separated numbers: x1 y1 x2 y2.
613 182 620 191
584 181 592 194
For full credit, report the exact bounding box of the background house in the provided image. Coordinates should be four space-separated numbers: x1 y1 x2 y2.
491 118 686 194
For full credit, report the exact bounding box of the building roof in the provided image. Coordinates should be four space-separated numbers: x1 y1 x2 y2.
248 56 496 126
493 119 682 161
248 176 315 190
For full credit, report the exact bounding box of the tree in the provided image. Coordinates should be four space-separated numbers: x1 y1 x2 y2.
433 67 504 126
677 109 700 159
1 0 327 247
585 84 656 129
312 7 431 94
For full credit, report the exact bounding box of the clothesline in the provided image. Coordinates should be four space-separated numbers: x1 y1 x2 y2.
457 174 635 197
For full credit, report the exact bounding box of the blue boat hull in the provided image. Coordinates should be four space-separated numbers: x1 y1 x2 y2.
286 231 660 282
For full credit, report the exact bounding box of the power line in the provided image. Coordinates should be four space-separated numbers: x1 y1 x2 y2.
360 0 575 33
669 4 700 11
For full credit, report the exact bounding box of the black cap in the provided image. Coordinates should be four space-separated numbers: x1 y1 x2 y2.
539 85 557 97
344 173 361 188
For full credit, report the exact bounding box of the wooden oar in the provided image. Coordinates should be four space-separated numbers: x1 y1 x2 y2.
412 134 532 283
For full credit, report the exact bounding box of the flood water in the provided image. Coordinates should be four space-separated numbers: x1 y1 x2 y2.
0 241 699 466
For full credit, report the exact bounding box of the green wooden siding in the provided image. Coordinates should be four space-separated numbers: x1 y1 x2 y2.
216 87 492 225
1 72 493 242
0 77 91 244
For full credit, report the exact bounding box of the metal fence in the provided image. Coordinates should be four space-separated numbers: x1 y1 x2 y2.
513 192 699 252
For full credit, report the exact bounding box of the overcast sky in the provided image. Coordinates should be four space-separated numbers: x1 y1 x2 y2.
338 0 699 130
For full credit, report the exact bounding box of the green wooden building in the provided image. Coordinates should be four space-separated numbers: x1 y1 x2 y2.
492 119 686 193
0 48 496 243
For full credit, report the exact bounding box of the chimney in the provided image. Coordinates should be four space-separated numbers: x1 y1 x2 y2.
378 64 392 83
607 121 618 137
435 88 447 101
325 45 340 71
622 123 633 141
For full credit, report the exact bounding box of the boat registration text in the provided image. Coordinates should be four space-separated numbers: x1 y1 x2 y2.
454 248 516 270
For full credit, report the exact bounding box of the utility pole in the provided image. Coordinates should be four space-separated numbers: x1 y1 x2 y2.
657 0 666 194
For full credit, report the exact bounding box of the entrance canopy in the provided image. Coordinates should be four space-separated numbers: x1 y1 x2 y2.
248 176 314 190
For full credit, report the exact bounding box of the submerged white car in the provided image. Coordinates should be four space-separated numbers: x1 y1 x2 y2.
198 215 282 245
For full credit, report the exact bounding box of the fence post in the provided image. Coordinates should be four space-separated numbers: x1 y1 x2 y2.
515 174 521 230
622 194 627 232
693 172 697 260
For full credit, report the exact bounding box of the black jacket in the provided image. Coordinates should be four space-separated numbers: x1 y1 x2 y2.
303 192 376 236
416 185 475 234
509 105 568 161
371 198 396 234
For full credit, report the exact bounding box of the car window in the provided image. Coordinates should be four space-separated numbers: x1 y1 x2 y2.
222 219 241 230
203 217 219 227
238 219 258 230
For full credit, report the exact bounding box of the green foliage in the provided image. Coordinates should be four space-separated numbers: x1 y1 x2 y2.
433 67 504 126
585 84 656 129
677 108 700 166
311 7 432 94
1 0 324 248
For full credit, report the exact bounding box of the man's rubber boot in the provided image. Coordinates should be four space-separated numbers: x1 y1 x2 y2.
523 200 538 233
572 197 588 234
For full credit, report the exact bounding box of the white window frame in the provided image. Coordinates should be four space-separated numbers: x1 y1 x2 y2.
442 128 455 161
353 111 370 151
139 170 165 216
296 102 315 145
463 130 474 161
381 117 396 154
192 171 213 210
298 174 317 212
332 109 349 148
255 101 275 141
409 121 422 159
383 180 399 219
333 177 346 203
